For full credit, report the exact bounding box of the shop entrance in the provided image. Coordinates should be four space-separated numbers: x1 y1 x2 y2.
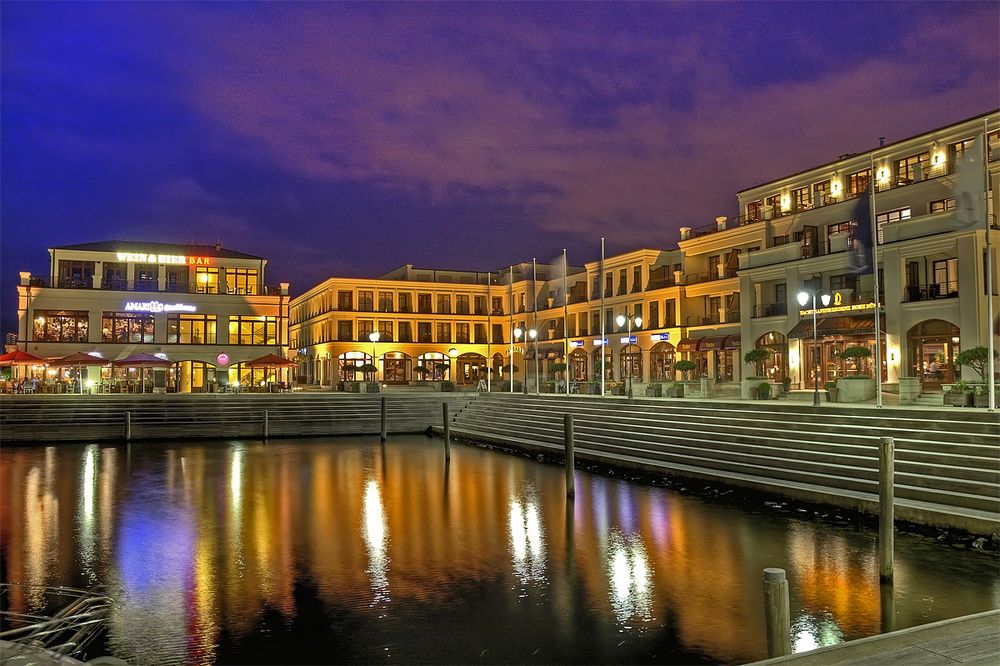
907 319 960 391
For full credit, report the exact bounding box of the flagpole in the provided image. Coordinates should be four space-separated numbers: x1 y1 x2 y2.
487 273 492 393
869 153 883 408
600 237 606 396
984 119 996 412
509 265 514 395
564 248 570 396
532 257 538 395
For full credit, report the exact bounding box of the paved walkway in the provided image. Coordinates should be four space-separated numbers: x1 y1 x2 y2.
751 610 1000 665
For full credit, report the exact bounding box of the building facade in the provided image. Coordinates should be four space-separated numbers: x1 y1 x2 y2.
290 111 999 398
15 241 289 391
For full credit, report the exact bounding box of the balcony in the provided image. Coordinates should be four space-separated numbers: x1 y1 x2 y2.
28 275 283 296
753 303 788 318
903 281 959 303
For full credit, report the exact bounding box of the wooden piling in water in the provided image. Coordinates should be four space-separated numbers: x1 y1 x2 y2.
125 411 131 442
381 396 387 442
763 567 791 658
564 413 575 497
443 402 451 462
879 436 894 581
263 410 269 440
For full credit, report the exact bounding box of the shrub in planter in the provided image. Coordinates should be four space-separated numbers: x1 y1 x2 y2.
781 376 792 393
973 384 993 408
665 382 684 398
757 381 772 400
610 382 626 396
440 380 455 392
414 365 430 383
645 383 662 397
675 359 697 381
824 381 838 403
944 380 973 407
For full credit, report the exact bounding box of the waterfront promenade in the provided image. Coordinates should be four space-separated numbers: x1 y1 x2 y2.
751 609 1000 665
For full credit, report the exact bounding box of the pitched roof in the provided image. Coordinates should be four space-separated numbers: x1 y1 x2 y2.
51 240 264 260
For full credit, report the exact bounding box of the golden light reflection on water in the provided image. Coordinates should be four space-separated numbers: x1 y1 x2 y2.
509 486 546 586
0 437 997 665
363 477 390 605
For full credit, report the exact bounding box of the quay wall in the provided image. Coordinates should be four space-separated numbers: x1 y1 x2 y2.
442 394 1000 534
0 393 475 443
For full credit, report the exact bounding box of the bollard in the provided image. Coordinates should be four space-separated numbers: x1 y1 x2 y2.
880 581 896 633
263 410 269 440
564 413 575 497
763 568 791 658
879 436 894 581
125 411 131 442
443 402 451 462
380 396 387 442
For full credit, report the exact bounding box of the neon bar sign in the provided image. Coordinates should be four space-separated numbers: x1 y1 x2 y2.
123 301 197 313
115 252 212 265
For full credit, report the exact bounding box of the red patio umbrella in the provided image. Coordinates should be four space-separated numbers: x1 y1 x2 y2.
244 353 296 368
49 352 110 394
112 353 172 393
0 350 48 366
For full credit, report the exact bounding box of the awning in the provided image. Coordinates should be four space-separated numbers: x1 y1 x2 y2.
699 335 728 351
677 337 700 352
788 315 886 338
722 335 741 349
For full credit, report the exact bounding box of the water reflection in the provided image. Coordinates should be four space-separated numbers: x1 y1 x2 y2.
607 529 653 624
362 477 390 605
0 437 996 665
509 486 546 586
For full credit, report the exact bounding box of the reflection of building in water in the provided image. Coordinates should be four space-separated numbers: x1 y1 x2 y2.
607 529 653 624
509 486 546 586
787 524 880 639
363 477 390 605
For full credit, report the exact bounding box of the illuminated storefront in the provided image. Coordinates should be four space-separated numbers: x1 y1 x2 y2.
15 241 289 392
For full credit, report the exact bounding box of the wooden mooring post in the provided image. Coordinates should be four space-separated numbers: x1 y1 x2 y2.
564 413 575 497
763 567 791 658
879 436 894 581
442 402 451 462
125 411 131 442
380 396 387 442
263 410 269 440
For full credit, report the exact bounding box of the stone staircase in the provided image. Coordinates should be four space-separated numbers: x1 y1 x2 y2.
914 391 946 407
444 393 1000 534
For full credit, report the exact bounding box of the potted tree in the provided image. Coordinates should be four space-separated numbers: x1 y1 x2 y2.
743 347 770 378
837 346 875 402
357 363 379 393
781 376 792 394
824 381 838 403
956 346 998 383
645 382 662 397
547 362 567 394
674 359 696 398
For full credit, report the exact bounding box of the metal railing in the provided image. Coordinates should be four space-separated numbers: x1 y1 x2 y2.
753 303 788 318
903 281 959 302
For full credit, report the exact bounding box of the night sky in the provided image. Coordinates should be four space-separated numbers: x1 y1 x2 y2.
2 1 998 336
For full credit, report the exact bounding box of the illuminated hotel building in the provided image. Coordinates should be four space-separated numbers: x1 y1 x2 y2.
15 241 289 391
292 110 999 399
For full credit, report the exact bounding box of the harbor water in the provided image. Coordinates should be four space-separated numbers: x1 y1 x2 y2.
1 436 997 664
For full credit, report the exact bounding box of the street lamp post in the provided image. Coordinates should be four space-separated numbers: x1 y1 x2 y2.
369 330 380 384
529 328 538 394
796 289 831 407
615 312 642 399
514 327 523 394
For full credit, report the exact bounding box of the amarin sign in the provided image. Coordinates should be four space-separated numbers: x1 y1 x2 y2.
123 300 197 313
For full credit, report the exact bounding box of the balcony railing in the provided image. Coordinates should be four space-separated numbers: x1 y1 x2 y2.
753 303 788 318
29 276 282 296
903 281 959 302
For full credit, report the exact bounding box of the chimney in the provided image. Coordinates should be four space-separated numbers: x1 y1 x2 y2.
214 239 222 252
878 137 885 147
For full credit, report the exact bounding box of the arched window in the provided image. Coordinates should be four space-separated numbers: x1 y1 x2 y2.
649 342 675 381
339 351 372 381
417 352 450 381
